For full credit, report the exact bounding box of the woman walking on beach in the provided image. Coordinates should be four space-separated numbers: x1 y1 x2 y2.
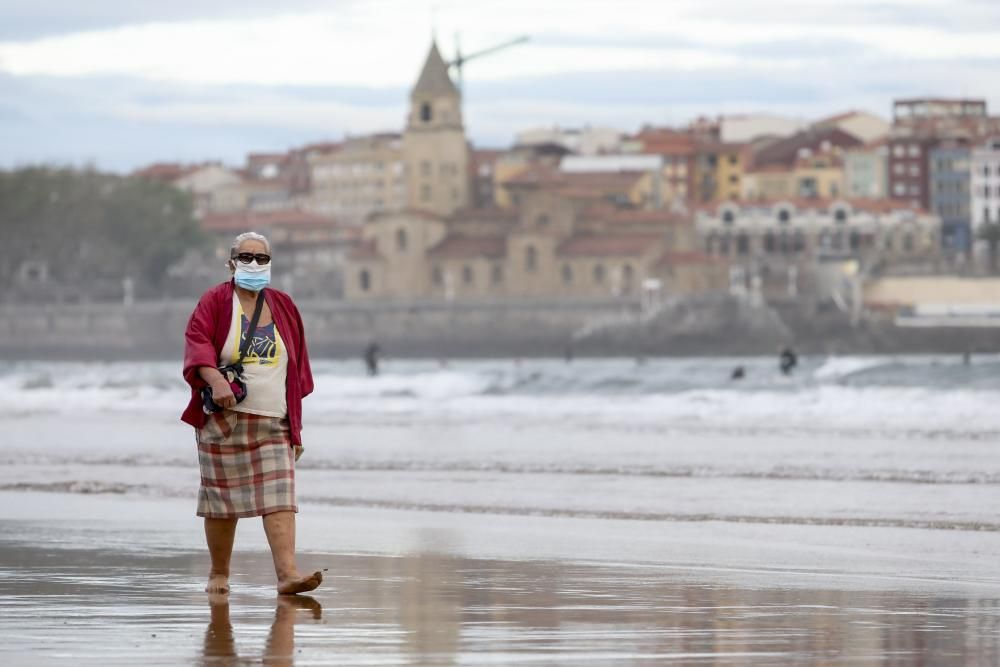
181 231 321 595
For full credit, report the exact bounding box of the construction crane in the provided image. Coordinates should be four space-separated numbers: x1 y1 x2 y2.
448 34 530 94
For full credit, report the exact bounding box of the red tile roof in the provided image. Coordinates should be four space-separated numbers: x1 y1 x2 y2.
581 204 691 226
428 235 507 259
448 207 519 223
503 166 646 192
557 234 662 258
201 209 337 232
349 239 381 261
132 162 204 182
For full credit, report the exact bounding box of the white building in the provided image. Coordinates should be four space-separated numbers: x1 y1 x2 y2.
719 113 805 143
971 138 1000 239
515 126 623 155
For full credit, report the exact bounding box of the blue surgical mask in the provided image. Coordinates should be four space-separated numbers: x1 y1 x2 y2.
233 260 271 292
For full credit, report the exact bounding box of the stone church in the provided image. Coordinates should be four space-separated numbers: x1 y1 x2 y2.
345 43 721 301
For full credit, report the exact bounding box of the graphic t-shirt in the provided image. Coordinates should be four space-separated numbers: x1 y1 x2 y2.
219 292 288 418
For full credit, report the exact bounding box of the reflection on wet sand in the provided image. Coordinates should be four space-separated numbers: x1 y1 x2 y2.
201 594 322 666
0 540 998 664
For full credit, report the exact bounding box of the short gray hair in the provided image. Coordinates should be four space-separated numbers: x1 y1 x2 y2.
230 231 271 258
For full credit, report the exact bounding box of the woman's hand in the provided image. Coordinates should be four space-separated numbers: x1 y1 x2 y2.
294 445 304 462
210 379 237 409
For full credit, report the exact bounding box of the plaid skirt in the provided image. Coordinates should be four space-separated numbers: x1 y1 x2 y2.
196 411 297 519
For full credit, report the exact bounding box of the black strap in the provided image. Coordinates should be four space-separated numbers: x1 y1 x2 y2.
234 288 267 372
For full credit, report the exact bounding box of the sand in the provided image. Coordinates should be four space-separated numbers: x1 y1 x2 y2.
1 492 999 666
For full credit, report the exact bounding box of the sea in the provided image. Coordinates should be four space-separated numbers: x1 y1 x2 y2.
3 354 1000 531
3 354 1000 663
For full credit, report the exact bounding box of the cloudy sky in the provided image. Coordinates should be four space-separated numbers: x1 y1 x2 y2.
2 0 999 171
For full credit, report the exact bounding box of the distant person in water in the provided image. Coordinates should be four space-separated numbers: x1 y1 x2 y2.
731 366 745 381
364 341 380 376
779 347 798 375
181 231 321 596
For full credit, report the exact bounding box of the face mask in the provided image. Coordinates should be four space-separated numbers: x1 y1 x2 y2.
233 260 271 292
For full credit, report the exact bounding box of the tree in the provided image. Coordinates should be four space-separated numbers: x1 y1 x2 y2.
0 167 207 300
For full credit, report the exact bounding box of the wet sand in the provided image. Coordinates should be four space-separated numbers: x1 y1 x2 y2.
2 494 1000 665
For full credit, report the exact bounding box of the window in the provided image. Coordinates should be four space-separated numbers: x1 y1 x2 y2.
719 234 731 255
903 234 914 252
421 185 431 202
909 164 920 177
462 265 474 285
893 145 905 158
420 102 432 122
850 231 861 251
908 144 920 157
985 165 992 177
593 264 606 283
893 183 906 196
729 155 738 165
893 163 904 175
737 233 749 255
536 214 550 227
525 245 537 272
722 210 734 224
831 231 844 251
706 233 718 254
764 231 776 253
561 264 573 284
793 230 805 252
622 265 634 292
396 228 408 252
491 264 503 285
834 208 847 223
359 269 371 292
778 209 790 224
432 265 443 286
779 231 791 255
421 161 431 177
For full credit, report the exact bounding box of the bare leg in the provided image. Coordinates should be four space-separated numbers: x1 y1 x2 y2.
262 511 322 595
204 518 237 593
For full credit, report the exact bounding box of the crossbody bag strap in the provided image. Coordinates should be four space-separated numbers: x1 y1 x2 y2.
234 288 267 373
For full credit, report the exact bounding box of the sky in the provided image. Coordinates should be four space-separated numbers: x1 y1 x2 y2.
2 0 1000 172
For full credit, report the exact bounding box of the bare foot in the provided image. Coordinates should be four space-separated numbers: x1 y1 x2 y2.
277 571 322 595
206 574 230 594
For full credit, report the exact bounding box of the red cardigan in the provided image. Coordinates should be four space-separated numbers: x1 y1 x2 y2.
181 281 314 446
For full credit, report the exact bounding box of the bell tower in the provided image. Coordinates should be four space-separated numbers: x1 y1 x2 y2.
402 42 470 216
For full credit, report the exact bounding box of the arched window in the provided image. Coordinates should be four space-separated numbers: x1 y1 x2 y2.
561 264 573 284
778 208 791 224
462 265 474 285
793 230 805 253
622 265 635 292
396 228 408 252
359 269 371 292
525 245 537 272
832 231 844 250
420 102 432 122
722 210 735 224
737 233 749 255
707 233 721 255
779 231 791 255
850 231 861 251
764 231 776 253
593 264 606 283
834 208 848 223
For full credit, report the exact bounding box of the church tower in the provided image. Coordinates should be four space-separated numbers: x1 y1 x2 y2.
403 42 470 216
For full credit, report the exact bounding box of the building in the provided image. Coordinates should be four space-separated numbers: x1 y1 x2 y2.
698 198 942 299
306 133 405 223
742 149 845 201
201 209 359 297
844 139 889 199
751 126 863 169
718 113 805 143
402 42 470 217
971 138 1000 258
469 149 504 209
515 126 623 155
813 111 889 144
625 127 697 203
929 141 973 253
343 184 715 301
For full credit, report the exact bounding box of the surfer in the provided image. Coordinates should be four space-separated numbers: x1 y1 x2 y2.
779 347 798 375
363 341 380 376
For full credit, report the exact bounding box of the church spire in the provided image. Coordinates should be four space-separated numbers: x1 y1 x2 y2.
412 41 458 99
